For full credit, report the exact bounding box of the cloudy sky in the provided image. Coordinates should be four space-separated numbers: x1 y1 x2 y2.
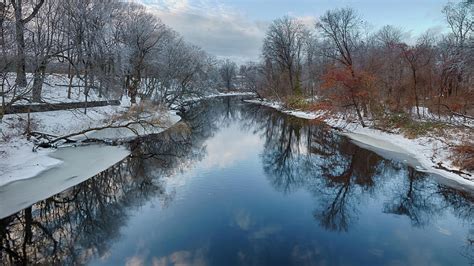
138 0 453 63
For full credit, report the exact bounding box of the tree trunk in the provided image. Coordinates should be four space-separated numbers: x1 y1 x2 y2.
128 76 140 105
14 7 27 87
412 69 421 119
352 96 366 127
348 66 365 127
67 63 73 99
288 65 294 93
84 68 89 114
32 65 46 102
0 81 4 136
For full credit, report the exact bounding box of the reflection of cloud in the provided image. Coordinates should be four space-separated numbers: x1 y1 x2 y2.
201 125 261 169
407 247 438 266
234 209 253 231
249 225 281 240
436 225 452 236
153 248 208 266
368 248 384 257
291 245 324 265
126 255 146 266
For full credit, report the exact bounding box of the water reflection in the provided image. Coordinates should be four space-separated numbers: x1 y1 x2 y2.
0 159 167 264
1 97 473 265
240 103 473 234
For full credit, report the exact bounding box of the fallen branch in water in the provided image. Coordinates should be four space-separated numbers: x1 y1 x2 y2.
34 120 161 150
435 162 472 178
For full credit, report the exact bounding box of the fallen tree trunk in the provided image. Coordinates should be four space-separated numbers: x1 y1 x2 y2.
34 120 161 150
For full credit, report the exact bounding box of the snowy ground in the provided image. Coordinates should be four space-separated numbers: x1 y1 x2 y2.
245 99 474 189
208 91 256 97
3 73 116 105
181 91 256 104
0 100 181 187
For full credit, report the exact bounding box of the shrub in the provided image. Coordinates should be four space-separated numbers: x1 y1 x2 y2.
376 112 411 129
285 95 310 110
376 112 448 138
402 121 447 139
451 143 474 172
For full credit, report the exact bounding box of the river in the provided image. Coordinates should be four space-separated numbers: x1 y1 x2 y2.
0 97 473 265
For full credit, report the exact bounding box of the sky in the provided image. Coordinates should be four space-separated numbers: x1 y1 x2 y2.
138 0 455 63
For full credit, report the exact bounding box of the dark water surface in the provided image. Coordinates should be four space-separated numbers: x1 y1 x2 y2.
1 97 473 265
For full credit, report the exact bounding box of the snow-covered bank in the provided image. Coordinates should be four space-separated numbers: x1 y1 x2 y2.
208 92 256 97
0 104 181 187
0 138 62 187
245 99 474 189
0 105 124 186
181 92 256 104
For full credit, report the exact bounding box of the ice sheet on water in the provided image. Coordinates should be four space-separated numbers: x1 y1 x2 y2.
0 144 130 219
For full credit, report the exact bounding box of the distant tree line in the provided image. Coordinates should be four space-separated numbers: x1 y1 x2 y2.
240 1 473 127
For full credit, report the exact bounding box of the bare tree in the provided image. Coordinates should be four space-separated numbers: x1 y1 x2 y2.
219 59 237 91
29 0 65 102
263 16 307 95
397 36 434 119
10 0 45 87
443 1 473 46
119 3 168 104
316 8 366 126
375 25 403 46
239 62 263 96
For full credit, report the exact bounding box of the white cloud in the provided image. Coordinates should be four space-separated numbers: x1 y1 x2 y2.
139 0 268 63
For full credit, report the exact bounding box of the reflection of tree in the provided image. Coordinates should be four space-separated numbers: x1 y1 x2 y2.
240 101 474 234
0 97 247 265
383 168 440 227
241 104 385 231
2 97 473 263
438 185 474 223
262 116 305 193
0 157 166 265
437 185 474 264
314 145 384 232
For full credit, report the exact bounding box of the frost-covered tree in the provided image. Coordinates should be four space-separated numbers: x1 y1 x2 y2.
219 59 237 91
118 3 169 104
10 0 45 87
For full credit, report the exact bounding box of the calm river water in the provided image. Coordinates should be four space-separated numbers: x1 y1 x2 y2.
1 97 473 265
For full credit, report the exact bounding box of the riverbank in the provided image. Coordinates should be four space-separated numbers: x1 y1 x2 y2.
0 92 254 187
0 103 180 186
245 98 474 189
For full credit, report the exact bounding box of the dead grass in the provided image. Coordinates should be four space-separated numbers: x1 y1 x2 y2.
451 143 474 172
284 95 310 110
375 112 451 139
110 101 167 125
283 96 334 114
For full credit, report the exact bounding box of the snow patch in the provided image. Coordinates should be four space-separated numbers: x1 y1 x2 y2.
0 138 61 186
